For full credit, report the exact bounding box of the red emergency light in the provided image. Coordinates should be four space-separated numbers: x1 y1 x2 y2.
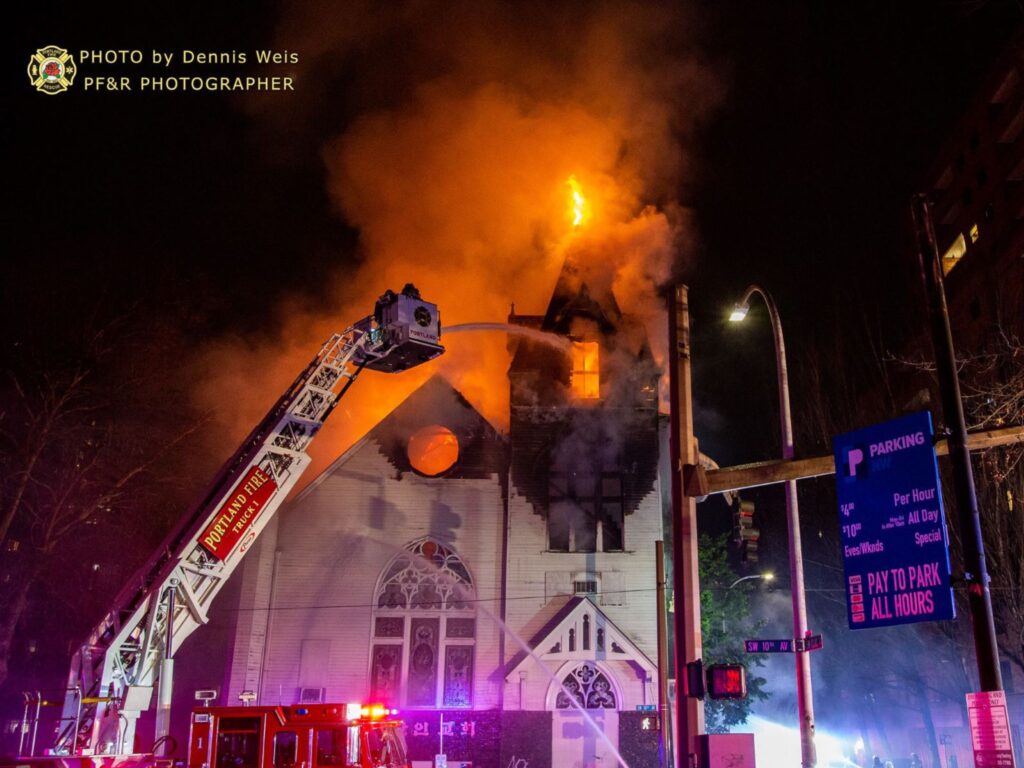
346 702 399 721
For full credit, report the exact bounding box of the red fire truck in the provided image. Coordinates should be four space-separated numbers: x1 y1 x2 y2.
6 286 441 768
6 703 409 768
187 703 409 768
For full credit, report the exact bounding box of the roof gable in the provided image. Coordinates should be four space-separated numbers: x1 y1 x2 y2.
504 596 656 680
296 374 505 500
369 374 506 479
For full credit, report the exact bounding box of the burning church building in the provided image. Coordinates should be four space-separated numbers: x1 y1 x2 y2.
169 250 669 768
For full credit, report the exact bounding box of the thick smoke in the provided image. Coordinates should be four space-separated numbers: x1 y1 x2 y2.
193 0 719 480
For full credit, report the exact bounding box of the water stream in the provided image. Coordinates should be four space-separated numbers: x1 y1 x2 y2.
444 322 571 351
370 536 634 768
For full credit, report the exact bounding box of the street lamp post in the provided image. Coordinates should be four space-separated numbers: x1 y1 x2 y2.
730 284 817 768
721 573 773 633
728 573 775 590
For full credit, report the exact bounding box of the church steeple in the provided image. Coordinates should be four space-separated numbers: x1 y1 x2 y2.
506 255 660 546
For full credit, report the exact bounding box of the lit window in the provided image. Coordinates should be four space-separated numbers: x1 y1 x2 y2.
571 342 600 399
942 233 967 274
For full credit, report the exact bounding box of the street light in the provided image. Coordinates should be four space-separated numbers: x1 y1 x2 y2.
730 284 818 768
728 572 774 590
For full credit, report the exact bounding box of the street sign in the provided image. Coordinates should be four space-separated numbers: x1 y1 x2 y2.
833 411 955 629
744 638 794 653
636 704 657 712
795 634 823 652
966 690 1017 768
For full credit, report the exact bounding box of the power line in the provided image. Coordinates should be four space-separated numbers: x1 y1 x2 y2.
221 583 1011 614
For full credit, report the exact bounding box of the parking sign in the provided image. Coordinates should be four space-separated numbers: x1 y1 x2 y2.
833 411 955 629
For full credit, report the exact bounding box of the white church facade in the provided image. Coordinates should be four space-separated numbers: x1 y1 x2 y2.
171 263 668 768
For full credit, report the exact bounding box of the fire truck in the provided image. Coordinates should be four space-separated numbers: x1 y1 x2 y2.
8 285 442 768
187 702 409 768
12 702 410 768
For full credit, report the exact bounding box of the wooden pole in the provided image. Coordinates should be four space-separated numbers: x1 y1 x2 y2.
704 424 1024 495
668 285 704 767
656 541 672 764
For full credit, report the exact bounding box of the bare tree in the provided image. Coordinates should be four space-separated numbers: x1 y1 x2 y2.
951 329 1024 675
790 297 1023 762
0 317 205 688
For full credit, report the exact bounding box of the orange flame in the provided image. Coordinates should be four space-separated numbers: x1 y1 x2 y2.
568 174 587 228
570 341 600 399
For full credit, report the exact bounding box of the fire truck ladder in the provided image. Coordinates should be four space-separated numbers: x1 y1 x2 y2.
52 290 442 757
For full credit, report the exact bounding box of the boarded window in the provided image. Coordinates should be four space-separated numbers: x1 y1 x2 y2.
601 572 625 607
545 571 571 600
299 640 330 688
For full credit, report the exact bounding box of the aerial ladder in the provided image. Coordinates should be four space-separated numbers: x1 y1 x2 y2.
43 284 443 758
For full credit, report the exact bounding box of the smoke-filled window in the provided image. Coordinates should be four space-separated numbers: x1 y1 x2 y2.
370 539 475 707
548 470 624 552
570 341 600 399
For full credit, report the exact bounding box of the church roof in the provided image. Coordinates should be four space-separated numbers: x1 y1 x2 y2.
370 375 503 474
296 374 506 501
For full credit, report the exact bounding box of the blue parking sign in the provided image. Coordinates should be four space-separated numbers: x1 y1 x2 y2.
833 411 955 630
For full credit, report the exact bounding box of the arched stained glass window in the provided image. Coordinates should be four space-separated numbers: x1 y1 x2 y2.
371 539 476 708
376 539 473 610
554 663 617 710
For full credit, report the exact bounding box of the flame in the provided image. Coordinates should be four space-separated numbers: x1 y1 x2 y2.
570 341 600 399
568 174 587 228
407 424 460 476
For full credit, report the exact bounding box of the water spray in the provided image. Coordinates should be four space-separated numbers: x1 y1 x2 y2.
366 535 634 768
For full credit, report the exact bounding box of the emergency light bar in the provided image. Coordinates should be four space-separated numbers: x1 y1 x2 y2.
345 702 399 721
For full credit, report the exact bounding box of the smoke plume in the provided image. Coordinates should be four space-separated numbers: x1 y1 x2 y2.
193 0 720 481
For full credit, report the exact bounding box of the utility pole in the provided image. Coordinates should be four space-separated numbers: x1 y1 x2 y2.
656 541 672 764
911 195 1003 691
668 285 704 766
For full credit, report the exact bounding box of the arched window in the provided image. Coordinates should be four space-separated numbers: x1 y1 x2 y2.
371 539 475 707
554 663 617 709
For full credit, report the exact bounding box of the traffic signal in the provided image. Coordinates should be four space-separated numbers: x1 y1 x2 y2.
640 715 660 731
706 664 747 700
734 499 759 562
685 659 705 699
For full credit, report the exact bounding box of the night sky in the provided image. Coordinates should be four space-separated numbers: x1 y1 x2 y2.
10 2 1019 452
6 0 1023 731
